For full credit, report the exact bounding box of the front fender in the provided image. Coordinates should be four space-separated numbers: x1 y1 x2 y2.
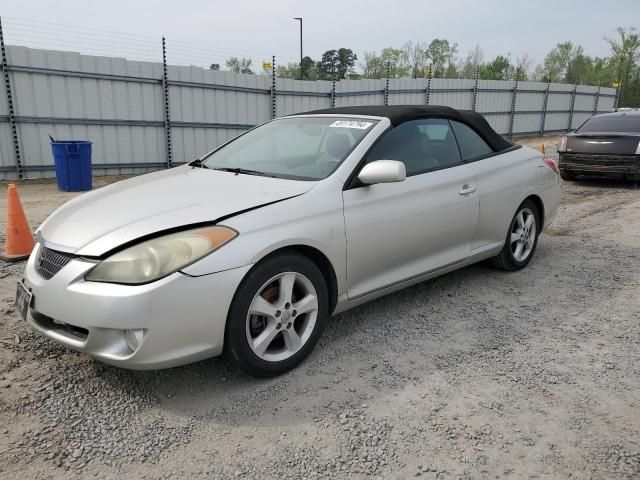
180 179 347 293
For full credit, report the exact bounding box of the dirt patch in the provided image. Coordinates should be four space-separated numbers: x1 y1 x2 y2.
516 134 562 153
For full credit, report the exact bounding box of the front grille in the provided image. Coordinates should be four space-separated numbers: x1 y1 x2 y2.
36 246 74 280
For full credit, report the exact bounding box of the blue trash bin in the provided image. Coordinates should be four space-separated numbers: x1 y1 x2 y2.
50 140 93 191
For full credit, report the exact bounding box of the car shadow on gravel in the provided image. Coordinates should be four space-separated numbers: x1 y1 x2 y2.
90 261 518 412
89 235 625 427
45 217 635 428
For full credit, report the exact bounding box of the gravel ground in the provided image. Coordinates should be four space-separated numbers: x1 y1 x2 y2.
1 139 639 479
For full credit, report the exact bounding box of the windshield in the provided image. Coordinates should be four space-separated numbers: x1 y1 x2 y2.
201 117 378 180
577 115 640 134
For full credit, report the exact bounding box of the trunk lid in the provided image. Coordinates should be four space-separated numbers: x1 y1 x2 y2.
566 133 640 155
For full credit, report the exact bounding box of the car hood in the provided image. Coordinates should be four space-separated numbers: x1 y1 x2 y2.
39 166 316 256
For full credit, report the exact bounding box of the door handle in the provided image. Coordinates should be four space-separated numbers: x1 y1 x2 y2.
459 184 476 195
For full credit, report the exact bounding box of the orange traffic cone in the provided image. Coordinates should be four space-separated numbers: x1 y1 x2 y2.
1 184 35 262
539 143 546 155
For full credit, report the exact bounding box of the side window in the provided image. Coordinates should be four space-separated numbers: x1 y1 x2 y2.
450 120 493 161
366 119 461 176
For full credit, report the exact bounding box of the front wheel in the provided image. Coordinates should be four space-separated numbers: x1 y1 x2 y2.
491 200 540 271
225 253 328 377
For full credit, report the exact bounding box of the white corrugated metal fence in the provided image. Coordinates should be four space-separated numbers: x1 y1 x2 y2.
0 46 617 180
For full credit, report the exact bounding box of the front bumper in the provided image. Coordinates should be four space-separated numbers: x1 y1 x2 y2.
22 243 252 369
559 153 640 179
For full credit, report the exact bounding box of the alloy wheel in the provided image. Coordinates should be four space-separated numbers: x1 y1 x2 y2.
245 272 319 362
510 207 537 262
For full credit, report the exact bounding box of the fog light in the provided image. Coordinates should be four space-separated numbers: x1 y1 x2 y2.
125 329 144 352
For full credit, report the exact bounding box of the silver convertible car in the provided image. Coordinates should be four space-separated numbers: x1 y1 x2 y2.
18 106 560 376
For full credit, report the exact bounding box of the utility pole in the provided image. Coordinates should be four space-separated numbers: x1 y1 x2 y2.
294 17 303 80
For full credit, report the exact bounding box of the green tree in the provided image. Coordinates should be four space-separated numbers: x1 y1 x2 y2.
445 62 460 79
225 57 254 74
337 48 358 78
381 47 410 78
542 42 584 82
481 55 513 80
361 51 385 78
460 45 484 79
583 57 615 85
301 56 317 80
275 62 300 79
360 48 409 78
606 27 640 105
317 48 358 79
402 41 429 78
514 54 533 80
426 39 457 77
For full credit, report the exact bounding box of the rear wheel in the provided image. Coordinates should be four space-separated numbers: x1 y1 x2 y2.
491 200 540 271
225 253 328 377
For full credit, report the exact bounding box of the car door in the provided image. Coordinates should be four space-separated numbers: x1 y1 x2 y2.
342 118 479 299
449 120 537 250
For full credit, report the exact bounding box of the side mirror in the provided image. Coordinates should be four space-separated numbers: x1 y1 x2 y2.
358 160 406 185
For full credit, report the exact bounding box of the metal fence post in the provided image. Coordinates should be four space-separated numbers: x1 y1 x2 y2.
0 17 23 179
593 84 601 116
539 78 551 136
161 37 173 168
508 71 519 139
425 63 433 105
331 65 336 108
271 55 277 118
384 62 390 106
567 78 578 132
472 64 480 112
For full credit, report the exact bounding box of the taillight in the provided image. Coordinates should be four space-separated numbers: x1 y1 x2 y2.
543 157 560 175
558 136 568 152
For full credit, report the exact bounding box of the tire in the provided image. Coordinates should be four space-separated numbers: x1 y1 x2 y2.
225 253 328 377
560 170 576 181
491 199 541 271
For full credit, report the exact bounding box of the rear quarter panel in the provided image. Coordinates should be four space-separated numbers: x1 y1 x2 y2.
468 145 547 250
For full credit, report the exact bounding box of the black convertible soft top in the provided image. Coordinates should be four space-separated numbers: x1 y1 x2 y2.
298 105 513 152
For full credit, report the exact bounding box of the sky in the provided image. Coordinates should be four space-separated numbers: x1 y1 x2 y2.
2 0 638 70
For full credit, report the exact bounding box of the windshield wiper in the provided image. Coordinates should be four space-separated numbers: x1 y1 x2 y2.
190 158 209 169
212 167 276 177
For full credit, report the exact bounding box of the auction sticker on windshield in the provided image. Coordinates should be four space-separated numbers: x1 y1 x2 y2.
329 120 373 129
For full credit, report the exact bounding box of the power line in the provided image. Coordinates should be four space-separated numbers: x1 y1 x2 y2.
6 35 160 55
5 32 158 54
3 22 159 48
2 15 159 41
165 44 268 61
3 16 297 64
166 37 296 62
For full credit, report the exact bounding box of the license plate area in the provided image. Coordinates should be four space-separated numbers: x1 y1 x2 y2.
15 281 33 321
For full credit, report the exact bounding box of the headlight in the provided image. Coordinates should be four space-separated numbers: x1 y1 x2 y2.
85 226 237 284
